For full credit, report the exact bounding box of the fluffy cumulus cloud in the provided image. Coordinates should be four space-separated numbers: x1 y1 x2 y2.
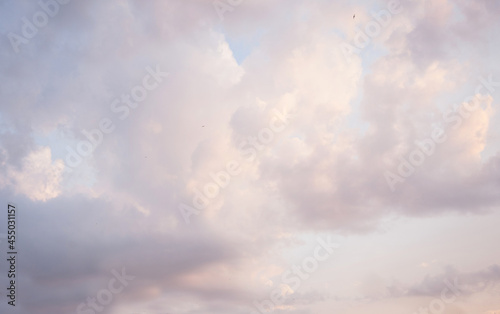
0 146 64 201
0 0 500 313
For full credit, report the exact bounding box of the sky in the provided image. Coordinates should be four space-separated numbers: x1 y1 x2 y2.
1 0 500 313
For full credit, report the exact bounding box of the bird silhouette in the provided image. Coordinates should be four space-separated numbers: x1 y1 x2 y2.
353 14 355 19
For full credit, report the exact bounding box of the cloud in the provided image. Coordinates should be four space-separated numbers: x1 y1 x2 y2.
0 146 63 201
1 0 500 313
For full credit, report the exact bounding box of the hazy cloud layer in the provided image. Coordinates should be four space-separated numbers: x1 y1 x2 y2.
0 0 499 313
